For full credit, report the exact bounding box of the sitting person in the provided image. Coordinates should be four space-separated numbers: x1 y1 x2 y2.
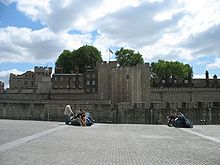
64 105 74 125
86 112 94 126
70 109 94 126
167 113 176 127
81 111 86 127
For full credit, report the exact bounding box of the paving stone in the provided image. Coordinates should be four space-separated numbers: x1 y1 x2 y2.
0 120 220 165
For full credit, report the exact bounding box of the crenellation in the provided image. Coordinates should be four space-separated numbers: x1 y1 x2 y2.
0 81 4 93
1 62 220 124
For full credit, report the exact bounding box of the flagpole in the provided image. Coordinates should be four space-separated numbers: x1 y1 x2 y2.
109 48 114 62
109 49 110 62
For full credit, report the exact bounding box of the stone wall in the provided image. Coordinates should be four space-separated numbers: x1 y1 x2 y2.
0 100 113 122
150 88 220 108
0 100 219 124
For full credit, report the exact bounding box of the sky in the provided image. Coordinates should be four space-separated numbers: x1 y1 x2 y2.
0 0 220 88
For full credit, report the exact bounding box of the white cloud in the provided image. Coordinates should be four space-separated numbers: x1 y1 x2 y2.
1 0 15 5
207 58 220 70
9 0 147 33
0 26 93 64
193 74 205 79
180 23 220 58
94 0 182 48
0 69 24 88
1 0 220 77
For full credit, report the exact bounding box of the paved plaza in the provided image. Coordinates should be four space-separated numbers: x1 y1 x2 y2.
0 119 220 165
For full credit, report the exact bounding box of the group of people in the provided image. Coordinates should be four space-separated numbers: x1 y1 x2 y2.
64 105 94 126
167 112 193 128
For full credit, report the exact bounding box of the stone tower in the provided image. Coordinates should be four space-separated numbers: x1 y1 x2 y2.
97 61 150 106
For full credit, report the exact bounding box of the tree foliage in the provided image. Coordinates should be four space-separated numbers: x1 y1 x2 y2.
150 60 193 79
56 45 102 73
115 47 144 67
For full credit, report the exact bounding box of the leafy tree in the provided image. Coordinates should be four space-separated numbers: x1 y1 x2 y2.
73 45 102 72
150 60 193 79
56 45 102 73
55 50 74 73
115 47 144 67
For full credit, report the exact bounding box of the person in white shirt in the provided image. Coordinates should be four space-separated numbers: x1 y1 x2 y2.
64 105 74 125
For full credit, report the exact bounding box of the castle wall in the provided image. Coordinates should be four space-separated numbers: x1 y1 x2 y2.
98 62 150 105
0 81 4 93
0 100 219 124
97 62 117 100
34 66 52 86
0 100 113 123
150 88 220 109
1 64 220 124
9 71 36 89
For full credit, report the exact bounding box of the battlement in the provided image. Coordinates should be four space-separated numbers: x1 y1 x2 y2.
34 66 52 73
97 61 118 69
9 71 34 78
0 81 4 91
97 61 149 70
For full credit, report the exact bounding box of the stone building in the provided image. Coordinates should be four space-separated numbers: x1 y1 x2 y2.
0 61 220 124
0 81 4 93
52 68 97 94
8 66 52 93
97 61 150 105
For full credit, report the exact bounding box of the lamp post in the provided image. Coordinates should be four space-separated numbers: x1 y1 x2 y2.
208 108 212 125
68 77 70 99
150 109 153 124
47 112 50 121
126 75 130 102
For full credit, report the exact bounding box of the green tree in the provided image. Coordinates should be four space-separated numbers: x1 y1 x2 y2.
56 45 102 73
150 60 193 79
55 50 74 73
73 45 102 72
115 47 144 67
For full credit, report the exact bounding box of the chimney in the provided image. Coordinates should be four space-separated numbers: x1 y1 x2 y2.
205 70 209 87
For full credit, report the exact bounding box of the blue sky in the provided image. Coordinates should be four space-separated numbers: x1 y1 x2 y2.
0 0 220 88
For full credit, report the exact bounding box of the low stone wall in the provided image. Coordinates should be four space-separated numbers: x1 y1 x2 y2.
0 100 219 124
0 100 114 122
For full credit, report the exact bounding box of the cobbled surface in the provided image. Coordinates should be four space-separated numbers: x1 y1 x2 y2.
0 120 220 165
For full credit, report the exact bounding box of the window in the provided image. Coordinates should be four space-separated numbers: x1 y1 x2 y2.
182 102 187 108
72 82 76 88
92 73 95 78
166 102 170 108
55 77 58 81
87 87 90 92
72 76 76 81
213 102 220 107
79 82 83 89
87 80 90 85
162 79 165 84
184 80 188 84
198 102 203 108
92 88 95 93
150 103 154 108
60 85 63 88
66 85 69 88
92 80 95 85
174 80 177 83
79 76 83 81
87 74 90 78
24 81 28 85
60 77 63 81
